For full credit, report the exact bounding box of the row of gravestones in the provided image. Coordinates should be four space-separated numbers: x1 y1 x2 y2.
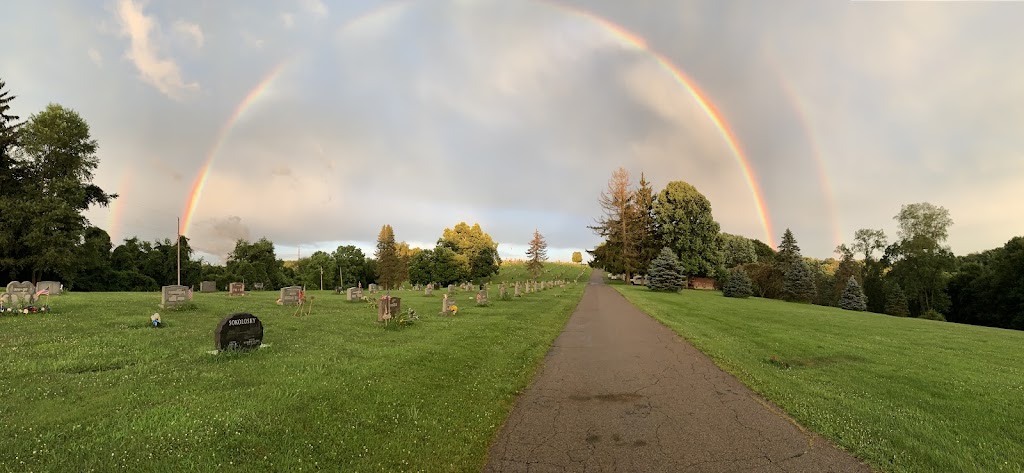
2 281 62 307
199 281 266 293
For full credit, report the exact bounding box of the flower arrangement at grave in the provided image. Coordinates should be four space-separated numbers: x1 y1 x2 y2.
450 305 458 315
362 295 378 309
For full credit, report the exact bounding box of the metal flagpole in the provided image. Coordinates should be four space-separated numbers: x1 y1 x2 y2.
177 217 181 285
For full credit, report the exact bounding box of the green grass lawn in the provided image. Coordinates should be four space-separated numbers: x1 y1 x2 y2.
0 269 589 471
614 284 1024 473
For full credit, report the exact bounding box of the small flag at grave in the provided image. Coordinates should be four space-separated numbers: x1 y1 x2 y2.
187 288 193 300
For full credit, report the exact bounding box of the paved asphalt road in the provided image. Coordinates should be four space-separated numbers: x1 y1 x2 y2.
484 271 870 472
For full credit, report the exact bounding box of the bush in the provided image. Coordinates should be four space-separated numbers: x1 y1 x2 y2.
648 247 685 292
722 268 753 298
919 309 946 321
839 276 867 311
884 282 911 317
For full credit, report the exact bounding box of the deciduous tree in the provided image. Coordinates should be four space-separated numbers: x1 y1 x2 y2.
653 181 720 277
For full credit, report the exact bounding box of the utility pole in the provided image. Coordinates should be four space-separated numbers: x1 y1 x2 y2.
320 266 324 291
176 217 181 286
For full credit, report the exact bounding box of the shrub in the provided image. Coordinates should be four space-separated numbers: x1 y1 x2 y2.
839 276 867 311
648 247 685 292
919 309 946 321
722 268 753 298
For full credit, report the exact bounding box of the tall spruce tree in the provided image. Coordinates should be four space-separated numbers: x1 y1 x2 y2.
783 258 816 303
374 224 401 289
633 173 659 273
526 228 547 278
648 247 684 292
839 276 867 311
884 282 911 317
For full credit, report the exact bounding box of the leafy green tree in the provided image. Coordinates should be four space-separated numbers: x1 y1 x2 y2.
296 251 336 290
70 226 114 291
526 228 548 278
887 203 954 315
653 181 720 277
408 249 434 285
571 251 583 265
839 276 867 311
750 239 775 262
884 282 911 317
784 259 816 303
743 262 784 299
648 247 685 292
1 104 116 282
431 246 467 286
720 233 757 268
227 237 286 289
438 222 501 280
587 240 623 274
375 224 401 290
722 267 753 298
332 245 367 288
830 245 862 307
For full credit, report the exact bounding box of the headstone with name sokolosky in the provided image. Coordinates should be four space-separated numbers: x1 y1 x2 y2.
214 313 264 351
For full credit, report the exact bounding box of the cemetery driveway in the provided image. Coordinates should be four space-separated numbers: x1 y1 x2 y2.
484 271 869 473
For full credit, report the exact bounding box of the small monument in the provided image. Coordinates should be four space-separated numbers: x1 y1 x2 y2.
347 287 363 302
377 295 402 323
368 283 378 293
425 284 433 296
200 281 217 293
442 294 456 315
253 282 265 291
160 285 190 309
448 284 455 294
229 282 245 296
514 282 521 297
214 313 264 351
476 290 488 306
279 286 302 305
36 281 62 296
499 283 507 299
4 281 35 307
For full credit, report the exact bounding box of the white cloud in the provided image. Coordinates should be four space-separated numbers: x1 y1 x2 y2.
173 19 204 49
115 0 198 100
300 0 328 18
281 12 295 29
87 47 103 67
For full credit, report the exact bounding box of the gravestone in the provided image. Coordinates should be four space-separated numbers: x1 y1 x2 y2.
214 313 264 351
476 290 488 305
229 282 245 296
36 280 62 296
442 294 456 315
160 285 190 309
253 282 265 291
425 284 433 296
448 284 455 294
377 295 402 322
279 286 302 305
200 280 217 293
368 283 378 293
347 287 363 302
499 283 507 299
514 282 521 297
4 281 35 306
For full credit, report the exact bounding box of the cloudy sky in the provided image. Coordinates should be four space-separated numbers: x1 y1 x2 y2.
3 0 1023 263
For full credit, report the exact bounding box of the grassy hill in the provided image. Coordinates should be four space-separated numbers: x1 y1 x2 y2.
0 267 587 471
614 284 1024 473
492 261 590 283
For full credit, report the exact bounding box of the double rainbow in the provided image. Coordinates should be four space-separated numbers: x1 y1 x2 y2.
176 1 780 247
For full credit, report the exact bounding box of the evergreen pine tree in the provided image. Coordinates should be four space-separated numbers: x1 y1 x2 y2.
776 228 801 267
648 247 684 292
526 229 547 278
884 282 911 317
783 258 816 303
374 224 400 289
722 267 753 298
839 276 867 311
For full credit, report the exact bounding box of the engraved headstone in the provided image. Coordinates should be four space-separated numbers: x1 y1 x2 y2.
377 295 402 322
368 283 378 293
499 283 507 299
279 286 302 305
160 285 190 308
36 280 62 296
514 282 521 297
253 282 265 291
346 287 363 302
442 294 456 315
448 284 455 294
214 313 264 351
425 284 433 296
200 280 217 293
229 282 245 296
476 290 488 305
4 281 35 306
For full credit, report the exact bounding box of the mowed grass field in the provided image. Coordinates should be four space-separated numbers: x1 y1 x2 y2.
614 283 1024 473
0 266 590 472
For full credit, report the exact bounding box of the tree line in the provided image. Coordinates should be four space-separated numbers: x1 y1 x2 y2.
590 168 1024 331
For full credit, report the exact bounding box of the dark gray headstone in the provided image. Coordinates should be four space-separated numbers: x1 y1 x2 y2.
214 313 264 351
200 280 217 293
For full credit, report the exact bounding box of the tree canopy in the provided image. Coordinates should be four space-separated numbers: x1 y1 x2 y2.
653 181 721 277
